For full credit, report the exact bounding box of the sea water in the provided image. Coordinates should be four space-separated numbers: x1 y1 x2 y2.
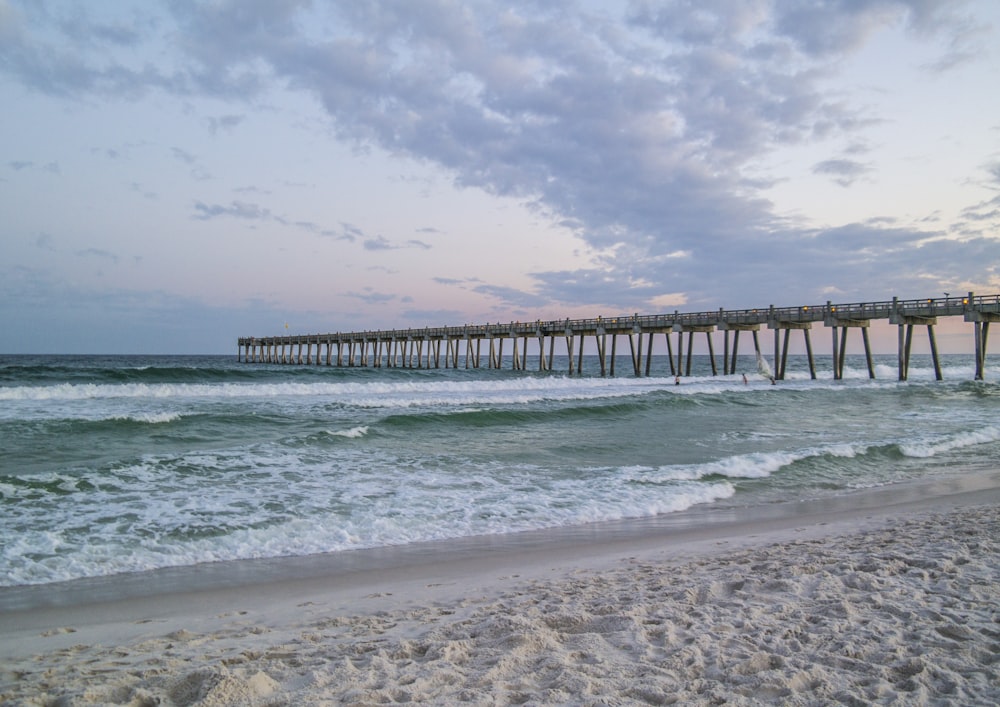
1 353 998 587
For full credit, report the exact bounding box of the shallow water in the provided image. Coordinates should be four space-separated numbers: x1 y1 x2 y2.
2 353 998 586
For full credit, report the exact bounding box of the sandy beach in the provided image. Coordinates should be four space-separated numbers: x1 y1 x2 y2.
2 475 998 706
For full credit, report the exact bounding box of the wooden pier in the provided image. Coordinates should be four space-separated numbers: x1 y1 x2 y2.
239 292 999 380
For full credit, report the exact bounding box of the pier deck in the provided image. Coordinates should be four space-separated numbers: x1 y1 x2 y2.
239 292 998 380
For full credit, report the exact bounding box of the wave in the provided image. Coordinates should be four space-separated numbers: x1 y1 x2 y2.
111 412 183 424
0 374 700 406
619 443 862 484
328 425 370 438
898 425 1000 458
628 425 1000 486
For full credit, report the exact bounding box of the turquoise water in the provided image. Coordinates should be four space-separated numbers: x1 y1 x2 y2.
1 353 998 587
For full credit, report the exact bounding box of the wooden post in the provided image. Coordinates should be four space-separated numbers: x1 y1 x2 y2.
983 321 991 378
832 326 840 380
628 334 639 377
777 329 787 380
861 328 874 378
722 329 729 375
676 329 684 377
804 329 816 379
730 330 740 375
927 325 942 380
974 322 983 380
706 331 717 376
839 327 849 378
897 324 906 380
773 326 780 380
685 331 694 376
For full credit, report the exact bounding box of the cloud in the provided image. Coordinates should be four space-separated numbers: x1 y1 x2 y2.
205 114 245 134
813 158 873 187
6 159 59 173
1 0 996 334
0 1 177 99
400 308 464 324
472 283 550 309
345 288 397 304
363 236 394 251
193 201 271 221
339 222 365 242
76 247 119 264
363 235 433 251
192 201 372 244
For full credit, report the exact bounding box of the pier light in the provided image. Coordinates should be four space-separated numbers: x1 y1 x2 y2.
963 298 969 304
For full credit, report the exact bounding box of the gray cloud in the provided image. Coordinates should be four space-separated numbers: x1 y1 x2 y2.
205 114 245 134
345 288 397 304
363 236 394 251
363 235 434 251
191 201 360 242
813 159 873 187
193 201 271 221
472 284 550 309
76 247 119 264
2 0 995 318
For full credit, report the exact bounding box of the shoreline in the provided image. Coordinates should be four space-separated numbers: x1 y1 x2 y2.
3 470 997 612
2 473 999 704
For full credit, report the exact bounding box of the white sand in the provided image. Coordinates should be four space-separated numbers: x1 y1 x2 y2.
2 477 999 706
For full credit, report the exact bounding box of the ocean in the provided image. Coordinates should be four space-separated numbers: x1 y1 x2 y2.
1 353 998 589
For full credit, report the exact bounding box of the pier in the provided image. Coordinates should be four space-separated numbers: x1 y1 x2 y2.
239 292 998 380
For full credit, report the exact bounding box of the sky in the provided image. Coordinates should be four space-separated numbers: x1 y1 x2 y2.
1 0 999 355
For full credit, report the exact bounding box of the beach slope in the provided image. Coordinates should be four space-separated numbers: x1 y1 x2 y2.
2 478 998 705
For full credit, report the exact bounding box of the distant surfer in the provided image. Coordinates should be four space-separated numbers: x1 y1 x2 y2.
675 375 680 385
742 373 748 385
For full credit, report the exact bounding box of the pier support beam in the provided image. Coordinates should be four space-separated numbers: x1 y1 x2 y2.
719 324 760 376
768 322 815 380
536 331 547 372
964 292 997 380
671 324 716 377
826 302 873 380
973 321 991 380
891 296 942 381
628 329 643 377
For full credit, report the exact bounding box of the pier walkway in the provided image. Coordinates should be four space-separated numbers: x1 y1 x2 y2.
239 292 999 381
